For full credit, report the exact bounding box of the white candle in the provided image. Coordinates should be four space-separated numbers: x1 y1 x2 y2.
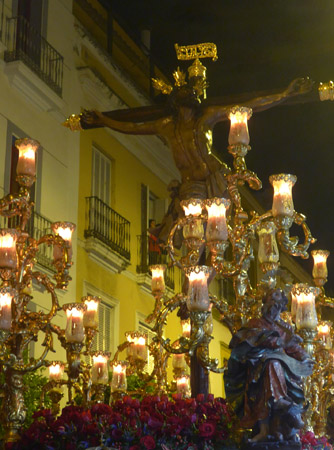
312 250 329 280
52 222 76 262
0 230 18 269
150 265 166 294
15 138 39 177
317 322 332 350
205 198 230 242
64 304 85 342
172 353 187 370
0 289 13 330
111 362 127 392
186 266 211 312
228 106 252 146
293 285 318 330
49 362 64 381
176 375 191 397
181 199 204 240
126 332 147 361
83 296 100 328
92 353 109 384
270 174 296 217
257 222 279 264
181 319 191 338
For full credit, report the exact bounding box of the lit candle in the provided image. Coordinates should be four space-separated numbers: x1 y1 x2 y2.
257 221 279 264
205 198 230 242
181 198 204 240
91 353 110 385
312 250 330 281
293 284 319 330
269 174 297 217
0 229 18 269
0 287 13 330
185 266 212 312
52 222 76 262
176 375 191 397
15 138 39 177
181 319 191 338
111 361 128 392
64 304 86 343
150 265 165 294
125 331 147 361
48 362 64 381
317 321 332 350
82 296 100 328
228 106 252 146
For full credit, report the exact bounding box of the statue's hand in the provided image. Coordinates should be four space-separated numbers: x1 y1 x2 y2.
81 109 105 127
285 77 314 97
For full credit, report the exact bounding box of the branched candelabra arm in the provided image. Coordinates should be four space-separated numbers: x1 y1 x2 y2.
0 192 32 221
152 294 186 338
110 341 132 366
210 295 229 315
30 271 60 322
49 323 66 349
276 212 316 259
39 379 67 409
145 294 163 324
197 342 225 373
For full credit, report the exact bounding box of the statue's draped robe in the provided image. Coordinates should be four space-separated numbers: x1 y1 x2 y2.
224 317 311 428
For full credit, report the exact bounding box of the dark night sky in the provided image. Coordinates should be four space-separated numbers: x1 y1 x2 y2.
111 1 334 294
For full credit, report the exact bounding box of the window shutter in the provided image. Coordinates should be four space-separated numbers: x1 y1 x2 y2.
138 321 156 374
92 146 111 205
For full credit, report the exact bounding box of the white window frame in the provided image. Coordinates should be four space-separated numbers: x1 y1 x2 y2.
91 145 112 205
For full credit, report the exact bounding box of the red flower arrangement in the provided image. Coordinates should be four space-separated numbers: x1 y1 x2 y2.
8 394 237 450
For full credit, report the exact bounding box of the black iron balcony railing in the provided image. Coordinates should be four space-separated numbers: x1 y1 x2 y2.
85 196 131 261
4 15 64 96
136 234 175 291
0 210 55 272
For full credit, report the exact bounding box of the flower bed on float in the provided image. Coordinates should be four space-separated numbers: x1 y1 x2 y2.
5 395 333 450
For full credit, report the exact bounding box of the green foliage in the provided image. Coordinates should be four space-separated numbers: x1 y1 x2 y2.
126 373 155 397
22 367 51 428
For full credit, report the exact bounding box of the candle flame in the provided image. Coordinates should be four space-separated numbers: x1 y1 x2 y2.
0 292 13 307
19 147 35 161
206 202 227 219
183 203 202 217
85 299 98 311
229 110 248 125
66 307 83 318
49 364 62 377
0 234 16 249
273 179 293 196
55 227 72 242
187 270 208 283
151 267 164 280
93 354 107 364
113 364 126 374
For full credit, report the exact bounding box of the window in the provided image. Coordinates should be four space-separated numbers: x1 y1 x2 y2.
92 146 112 205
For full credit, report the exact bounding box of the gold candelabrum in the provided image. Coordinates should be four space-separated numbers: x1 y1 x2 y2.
145 106 316 393
0 138 76 444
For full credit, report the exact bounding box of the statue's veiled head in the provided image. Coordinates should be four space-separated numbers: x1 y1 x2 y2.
262 288 289 320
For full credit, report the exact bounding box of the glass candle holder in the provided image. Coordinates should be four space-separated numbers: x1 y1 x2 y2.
48 361 64 381
317 321 332 350
0 229 18 269
228 106 252 146
82 295 100 329
91 352 110 385
15 138 39 177
312 250 330 280
181 319 191 338
185 266 212 312
150 265 166 294
64 303 86 343
125 331 148 361
181 198 204 240
172 352 187 370
52 222 76 262
269 174 297 218
0 287 14 330
290 289 298 321
176 375 191 397
204 198 230 242
111 361 128 392
257 221 279 264
293 284 319 330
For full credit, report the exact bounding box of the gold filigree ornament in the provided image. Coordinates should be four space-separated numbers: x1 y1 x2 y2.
62 114 83 131
151 77 173 95
174 42 218 62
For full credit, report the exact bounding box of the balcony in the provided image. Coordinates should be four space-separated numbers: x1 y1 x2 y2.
0 211 55 272
136 234 175 292
4 15 63 96
84 196 131 272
